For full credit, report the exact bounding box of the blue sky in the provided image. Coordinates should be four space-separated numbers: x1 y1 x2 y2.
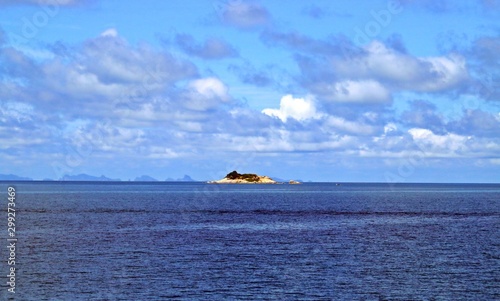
0 0 499 182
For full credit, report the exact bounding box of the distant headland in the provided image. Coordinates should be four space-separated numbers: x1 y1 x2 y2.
0 172 304 183
208 171 301 184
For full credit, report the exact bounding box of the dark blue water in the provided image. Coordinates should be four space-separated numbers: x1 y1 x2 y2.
1 182 499 300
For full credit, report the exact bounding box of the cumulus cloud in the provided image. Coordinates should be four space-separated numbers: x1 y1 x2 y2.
183 77 230 111
323 116 377 136
316 80 392 103
0 29 198 119
174 34 238 59
448 109 500 137
332 41 469 92
263 33 469 103
80 31 196 86
189 77 229 100
262 94 322 122
408 128 470 156
100 28 118 38
400 100 445 134
423 55 468 91
0 29 249 174
69 122 146 153
0 47 41 78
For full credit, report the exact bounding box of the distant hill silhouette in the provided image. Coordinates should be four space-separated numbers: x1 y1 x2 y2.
177 175 195 181
60 174 120 181
165 175 196 181
1 173 199 182
134 175 158 182
272 176 304 183
0 174 33 181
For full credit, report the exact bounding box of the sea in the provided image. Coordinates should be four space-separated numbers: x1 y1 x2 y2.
0 182 498 300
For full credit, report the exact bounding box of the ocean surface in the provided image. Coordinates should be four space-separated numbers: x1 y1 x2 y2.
0 182 499 300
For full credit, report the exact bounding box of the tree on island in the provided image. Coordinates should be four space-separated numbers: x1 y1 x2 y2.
225 171 261 182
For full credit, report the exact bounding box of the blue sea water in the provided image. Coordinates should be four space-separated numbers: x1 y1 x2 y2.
0 182 499 300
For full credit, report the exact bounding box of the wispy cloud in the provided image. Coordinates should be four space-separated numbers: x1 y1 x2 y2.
0 0 91 6
219 1 270 28
173 34 238 59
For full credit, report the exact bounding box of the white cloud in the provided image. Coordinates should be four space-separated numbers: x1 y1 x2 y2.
324 116 376 135
384 123 398 134
0 101 34 122
100 28 118 38
43 64 123 98
332 41 468 93
221 1 270 28
189 77 229 100
213 129 360 153
174 120 204 132
69 124 146 153
326 80 391 103
183 77 230 111
0 131 47 149
80 34 196 86
418 54 468 91
262 94 322 122
337 41 422 82
147 147 180 159
408 128 470 155
2 32 197 118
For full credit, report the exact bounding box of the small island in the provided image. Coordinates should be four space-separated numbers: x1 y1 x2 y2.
208 171 279 184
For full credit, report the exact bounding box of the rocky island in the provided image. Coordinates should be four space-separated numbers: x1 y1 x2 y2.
208 171 278 184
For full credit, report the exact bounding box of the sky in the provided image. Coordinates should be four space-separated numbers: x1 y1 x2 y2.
0 0 499 182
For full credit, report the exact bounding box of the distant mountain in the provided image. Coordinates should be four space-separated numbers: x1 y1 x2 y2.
177 175 195 181
165 175 196 182
60 174 120 181
272 176 304 183
134 175 158 182
0 174 33 181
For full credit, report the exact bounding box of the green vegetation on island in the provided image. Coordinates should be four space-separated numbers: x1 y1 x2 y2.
208 171 301 184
